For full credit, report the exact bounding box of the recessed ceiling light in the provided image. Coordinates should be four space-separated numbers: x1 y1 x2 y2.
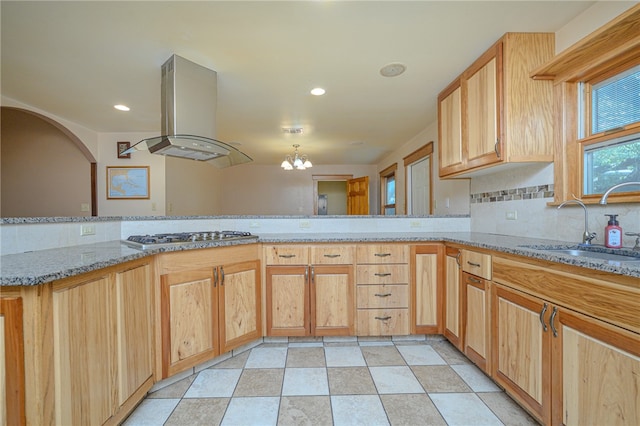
114 104 130 111
380 62 406 77
310 87 326 96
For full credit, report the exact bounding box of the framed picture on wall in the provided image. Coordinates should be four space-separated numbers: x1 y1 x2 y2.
106 166 150 199
117 141 131 159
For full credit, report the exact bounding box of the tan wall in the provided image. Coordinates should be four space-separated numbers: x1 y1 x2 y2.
318 181 348 215
165 156 223 216
1 108 92 217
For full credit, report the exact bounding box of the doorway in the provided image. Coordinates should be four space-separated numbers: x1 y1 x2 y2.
313 174 352 215
404 143 433 215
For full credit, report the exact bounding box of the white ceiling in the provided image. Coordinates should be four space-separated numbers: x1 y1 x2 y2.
1 1 597 166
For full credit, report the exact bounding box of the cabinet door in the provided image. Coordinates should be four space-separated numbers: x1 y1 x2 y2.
161 268 218 378
554 309 640 426
0 297 25 426
53 276 116 426
444 248 462 349
463 273 490 372
465 46 501 167
266 266 310 336
492 284 550 425
311 265 354 336
219 260 262 353
438 81 463 175
412 245 443 334
115 264 153 405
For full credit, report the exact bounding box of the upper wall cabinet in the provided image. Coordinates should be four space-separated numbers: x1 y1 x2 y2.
438 33 555 178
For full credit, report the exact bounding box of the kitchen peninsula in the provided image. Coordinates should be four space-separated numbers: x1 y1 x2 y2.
1 215 639 425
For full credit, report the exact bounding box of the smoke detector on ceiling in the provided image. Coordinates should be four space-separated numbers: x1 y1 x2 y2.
380 62 407 77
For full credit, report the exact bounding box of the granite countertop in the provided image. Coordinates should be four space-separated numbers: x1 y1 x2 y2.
1 233 639 286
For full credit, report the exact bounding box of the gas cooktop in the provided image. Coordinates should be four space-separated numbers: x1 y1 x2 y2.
123 231 258 250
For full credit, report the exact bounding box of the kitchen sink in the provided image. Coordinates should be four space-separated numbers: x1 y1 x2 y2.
520 245 640 264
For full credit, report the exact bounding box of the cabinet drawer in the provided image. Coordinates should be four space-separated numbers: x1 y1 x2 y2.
356 265 409 284
461 249 492 279
357 309 409 336
264 245 309 265
357 285 408 309
311 245 354 264
356 245 408 264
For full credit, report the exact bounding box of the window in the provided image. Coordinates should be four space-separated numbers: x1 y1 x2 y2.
579 63 640 197
380 164 397 215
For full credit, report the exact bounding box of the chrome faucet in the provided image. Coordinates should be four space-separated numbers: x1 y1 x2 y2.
599 181 640 204
557 199 597 245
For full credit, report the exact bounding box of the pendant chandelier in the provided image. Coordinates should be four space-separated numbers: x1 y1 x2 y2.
281 144 312 170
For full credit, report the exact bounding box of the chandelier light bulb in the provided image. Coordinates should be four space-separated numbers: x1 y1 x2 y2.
281 144 312 171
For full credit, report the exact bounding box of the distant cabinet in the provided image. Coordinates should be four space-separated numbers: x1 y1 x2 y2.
265 244 355 337
443 247 462 350
438 32 555 178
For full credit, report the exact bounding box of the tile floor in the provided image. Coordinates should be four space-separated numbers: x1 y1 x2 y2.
123 337 539 426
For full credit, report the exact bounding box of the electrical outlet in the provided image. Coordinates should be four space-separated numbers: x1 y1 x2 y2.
151 202 157 211
80 203 90 212
250 222 260 228
299 220 311 229
80 224 96 236
410 221 422 228
506 210 518 220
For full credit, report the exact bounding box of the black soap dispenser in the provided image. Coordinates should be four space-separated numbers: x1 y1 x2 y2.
604 214 622 248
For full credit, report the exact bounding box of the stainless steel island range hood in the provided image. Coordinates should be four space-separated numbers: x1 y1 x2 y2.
124 55 251 168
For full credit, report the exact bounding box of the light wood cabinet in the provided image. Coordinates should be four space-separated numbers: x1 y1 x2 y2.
463 272 491 373
492 255 640 425
438 32 555 178
51 259 154 426
158 246 261 378
443 247 462 350
0 296 25 426
411 244 443 334
356 244 409 336
265 244 354 337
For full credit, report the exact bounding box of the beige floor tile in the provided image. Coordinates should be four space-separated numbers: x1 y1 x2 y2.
146 374 196 399
278 396 333 426
286 347 327 367
478 392 540 426
327 367 377 395
361 345 406 366
211 349 250 369
431 341 472 365
381 394 447 425
233 368 284 396
411 365 472 393
164 398 229 426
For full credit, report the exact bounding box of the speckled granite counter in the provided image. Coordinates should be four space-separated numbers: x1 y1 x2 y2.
1 233 639 286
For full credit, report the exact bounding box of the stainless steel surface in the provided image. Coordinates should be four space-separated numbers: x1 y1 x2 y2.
543 248 640 262
557 199 596 245
599 181 640 204
123 230 258 250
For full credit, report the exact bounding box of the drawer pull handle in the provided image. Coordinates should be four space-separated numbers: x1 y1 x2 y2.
467 261 481 267
278 254 296 258
374 293 392 297
539 303 548 332
375 273 392 277
374 253 392 257
455 252 461 267
324 254 341 258
375 316 392 321
467 276 482 284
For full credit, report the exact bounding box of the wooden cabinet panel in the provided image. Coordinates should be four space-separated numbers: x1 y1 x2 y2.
463 272 491 372
266 266 309 336
0 297 25 426
356 265 409 285
161 269 218 377
219 260 261 353
444 248 462 349
115 265 153 406
311 245 354 264
357 309 409 336
466 56 498 162
357 285 408 309
53 275 116 426
311 265 354 336
412 247 441 334
438 82 463 171
264 245 309 265
356 244 408 264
